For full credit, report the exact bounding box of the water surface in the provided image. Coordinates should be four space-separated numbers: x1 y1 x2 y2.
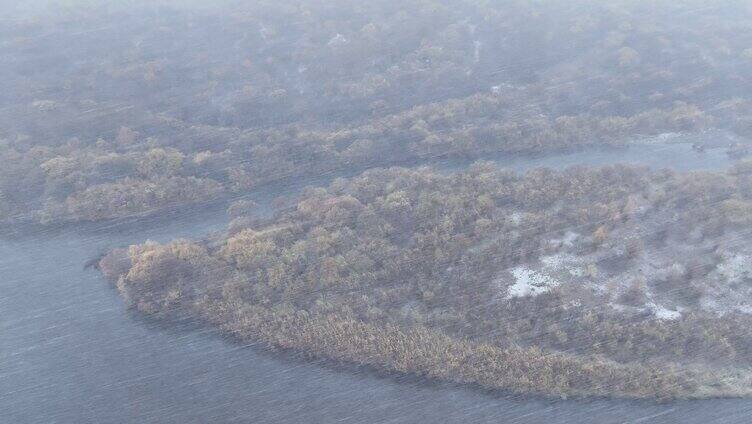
3 140 751 423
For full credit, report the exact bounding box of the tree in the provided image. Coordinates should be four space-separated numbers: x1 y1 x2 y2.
137 148 184 178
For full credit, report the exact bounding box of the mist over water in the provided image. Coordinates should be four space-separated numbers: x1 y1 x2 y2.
1 138 749 423
3 1 752 422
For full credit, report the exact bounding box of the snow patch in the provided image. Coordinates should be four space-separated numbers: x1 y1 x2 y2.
490 83 514 94
540 253 584 277
508 212 526 225
640 132 683 144
647 302 682 320
328 33 347 46
550 231 579 248
736 305 752 314
506 266 560 299
717 254 752 284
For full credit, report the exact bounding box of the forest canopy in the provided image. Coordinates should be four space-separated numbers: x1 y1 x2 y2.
102 162 752 399
7 0 752 402
2 0 751 228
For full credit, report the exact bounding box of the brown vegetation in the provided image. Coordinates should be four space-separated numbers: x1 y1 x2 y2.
101 164 752 399
2 0 752 227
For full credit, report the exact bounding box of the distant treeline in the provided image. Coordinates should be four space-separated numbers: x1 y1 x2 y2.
2 0 752 227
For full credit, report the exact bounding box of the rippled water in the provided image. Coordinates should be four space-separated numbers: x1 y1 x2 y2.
3 141 751 423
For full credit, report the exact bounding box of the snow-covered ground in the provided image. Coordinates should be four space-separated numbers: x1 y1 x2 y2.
497 223 752 321
702 252 752 315
647 302 682 320
505 266 560 298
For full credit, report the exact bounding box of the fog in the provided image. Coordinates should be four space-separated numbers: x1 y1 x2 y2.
2 1 752 423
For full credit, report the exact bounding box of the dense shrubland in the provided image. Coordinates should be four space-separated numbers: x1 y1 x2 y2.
2 0 752 227
11 0 752 398
101 163 752 399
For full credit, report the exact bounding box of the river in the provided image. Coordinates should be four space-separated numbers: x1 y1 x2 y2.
3 138 752 423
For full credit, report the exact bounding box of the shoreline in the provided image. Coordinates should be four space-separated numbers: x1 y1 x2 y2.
124 308 741 407
106 288 749 402
0 137 733 241
96 161 752 402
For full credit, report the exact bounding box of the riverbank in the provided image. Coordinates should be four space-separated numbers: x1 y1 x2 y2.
6 167 752 422
100 160 752 401
1 135 737 241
